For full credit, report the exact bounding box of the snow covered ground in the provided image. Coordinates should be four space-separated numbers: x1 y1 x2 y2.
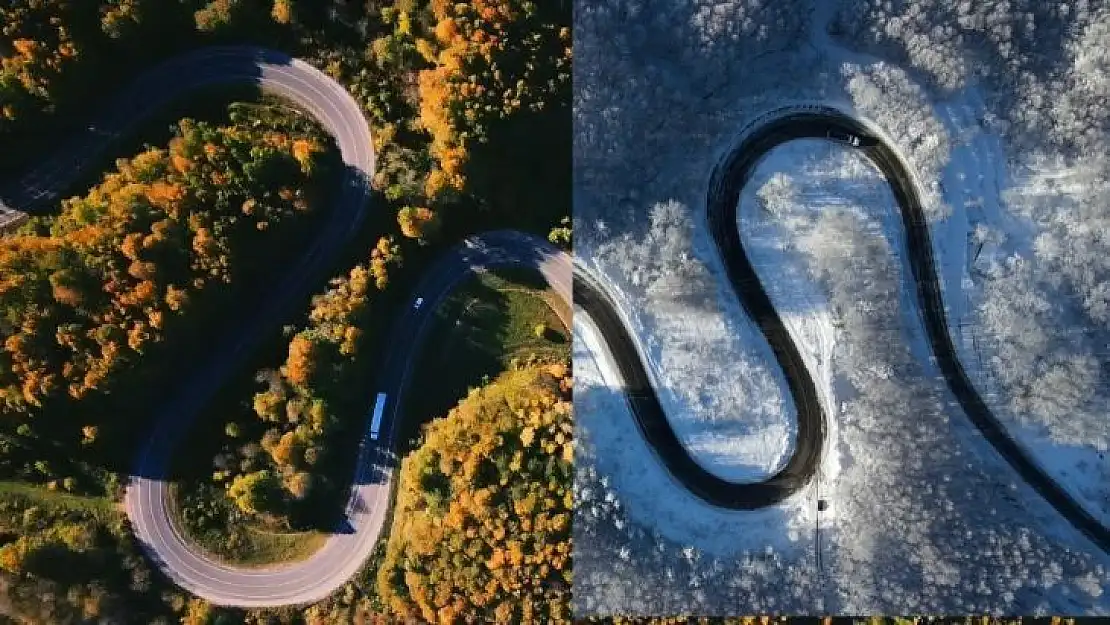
930 102 1110 529
830 0 1110 531
579 206 797 483
574 317 825 615
574 0 1110 615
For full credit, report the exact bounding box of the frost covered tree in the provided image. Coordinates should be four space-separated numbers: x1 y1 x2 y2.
833 0 1110 157
600 200 714 312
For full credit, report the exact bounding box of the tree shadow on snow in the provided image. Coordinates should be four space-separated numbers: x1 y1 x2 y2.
571 379 829 615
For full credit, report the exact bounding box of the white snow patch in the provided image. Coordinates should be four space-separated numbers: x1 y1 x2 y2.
573 313 818 557
586 200 799 484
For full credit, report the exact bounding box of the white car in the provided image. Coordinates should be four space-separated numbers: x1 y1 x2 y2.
413 297 424 310
827 129 862 147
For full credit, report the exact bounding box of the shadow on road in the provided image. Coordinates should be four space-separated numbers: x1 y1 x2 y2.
0 48 292 217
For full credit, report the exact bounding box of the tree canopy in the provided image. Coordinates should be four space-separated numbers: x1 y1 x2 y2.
412 0 570 201
0 105 336 488
377 363 573 623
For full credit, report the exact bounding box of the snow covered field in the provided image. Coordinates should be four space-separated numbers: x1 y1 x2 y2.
579 205 797 483
574 0 1110 615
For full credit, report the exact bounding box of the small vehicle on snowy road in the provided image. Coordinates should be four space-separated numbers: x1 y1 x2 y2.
826 129 862 147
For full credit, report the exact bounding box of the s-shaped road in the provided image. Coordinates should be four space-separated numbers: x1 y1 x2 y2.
1 46 573 606
575 105 1110 557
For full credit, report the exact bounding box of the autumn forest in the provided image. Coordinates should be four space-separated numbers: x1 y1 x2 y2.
0 0 571 622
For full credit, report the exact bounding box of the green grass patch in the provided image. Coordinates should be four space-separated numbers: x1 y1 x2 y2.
397 268 569 452
0 480 114 522
235 525 329 567
167 482 328 568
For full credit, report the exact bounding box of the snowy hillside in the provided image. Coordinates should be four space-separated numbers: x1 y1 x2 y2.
574 0 1110 615
832 0 1110 528
582 204 797 483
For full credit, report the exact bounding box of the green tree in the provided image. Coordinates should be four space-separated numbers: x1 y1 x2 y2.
226 470 284 516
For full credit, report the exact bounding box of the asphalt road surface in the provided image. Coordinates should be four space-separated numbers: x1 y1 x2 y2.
1 47 370 228
574 268 820 507
578 104 1110 556
0 45 574 606
128 225 570 607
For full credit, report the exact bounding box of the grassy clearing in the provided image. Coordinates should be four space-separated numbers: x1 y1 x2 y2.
397 268 569 452
167 482 328 568
234 526 329 567
0 480 115 520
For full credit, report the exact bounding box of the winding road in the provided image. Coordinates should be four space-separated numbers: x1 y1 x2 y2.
128 228 570 607
7 42 1107 607
1 46 573 607
576 105 1110 555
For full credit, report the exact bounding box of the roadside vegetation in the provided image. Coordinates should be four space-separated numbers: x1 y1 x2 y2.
156 0 572 593
268 363 573 623
399 268 570 449
169 238 404 565
170 264 567 567
176 363 573 624
833 0 1110 456
0 0 572 234
0 481 187 622
0 99 339 496
0 0 570 620
377 364 573 622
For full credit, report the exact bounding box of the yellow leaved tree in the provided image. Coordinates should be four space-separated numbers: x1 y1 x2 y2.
377 364 573 622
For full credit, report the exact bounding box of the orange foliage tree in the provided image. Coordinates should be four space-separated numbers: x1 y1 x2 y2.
0 110 333 472
396 205 441 241
377 364 572 622
412 0 571 200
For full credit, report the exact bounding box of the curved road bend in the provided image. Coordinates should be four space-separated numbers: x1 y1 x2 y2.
574 268 821 508
2 46 373 220
578 105 1110 554
0 45 377 602
127 226 570 607
40 45 385 606
713 106 1110 552
0 44 381 606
